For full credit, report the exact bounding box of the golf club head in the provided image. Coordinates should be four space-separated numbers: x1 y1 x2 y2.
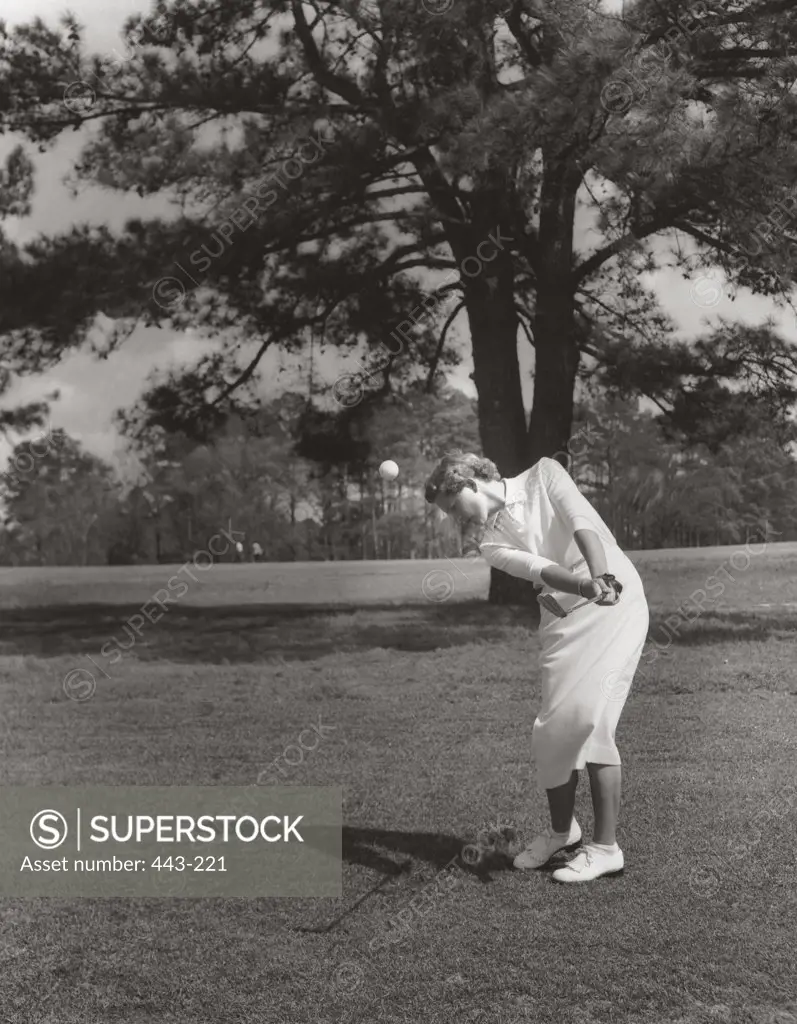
537 594 567 617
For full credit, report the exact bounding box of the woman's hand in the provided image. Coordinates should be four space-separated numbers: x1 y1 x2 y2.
579 575 623 605
595 574 623 605
578 578 602 600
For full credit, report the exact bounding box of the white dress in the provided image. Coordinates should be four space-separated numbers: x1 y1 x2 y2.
479 458 649 789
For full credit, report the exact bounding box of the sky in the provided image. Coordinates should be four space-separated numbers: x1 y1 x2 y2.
1 0 795 470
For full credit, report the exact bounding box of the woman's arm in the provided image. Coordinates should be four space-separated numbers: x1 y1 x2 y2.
574 528 608 578
539 458 604 535
540 563 592 595
481 544 591 595
540 458 612 583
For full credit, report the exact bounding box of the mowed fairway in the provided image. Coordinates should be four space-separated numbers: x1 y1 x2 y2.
0 545 796 1024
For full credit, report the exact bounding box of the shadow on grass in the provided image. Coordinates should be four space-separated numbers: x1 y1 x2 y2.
0 602 792 664
339 826 514 894
646 608 795 645
344 826 488 873
296 826 513 934
294 825 513 934
0 601 536 663
297 826 582 933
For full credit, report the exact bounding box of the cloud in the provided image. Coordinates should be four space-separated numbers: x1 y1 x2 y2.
3 0 152 49
0 327 217 465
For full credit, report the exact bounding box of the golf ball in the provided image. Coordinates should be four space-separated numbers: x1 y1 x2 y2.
379 460 399 481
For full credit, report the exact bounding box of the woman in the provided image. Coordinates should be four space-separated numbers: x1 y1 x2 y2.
425 451 649 883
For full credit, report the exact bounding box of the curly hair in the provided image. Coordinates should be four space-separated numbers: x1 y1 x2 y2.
424 450 501 504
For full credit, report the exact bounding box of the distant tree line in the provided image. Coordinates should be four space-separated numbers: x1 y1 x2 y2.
1 382 794 567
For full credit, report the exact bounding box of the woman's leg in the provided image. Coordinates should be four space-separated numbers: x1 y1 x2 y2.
546 770 579 833
550 764 625 881
513 768 580 870
587 763 621 845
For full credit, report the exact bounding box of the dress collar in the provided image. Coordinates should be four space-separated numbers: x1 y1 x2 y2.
502 472 528 507
486 476 524 531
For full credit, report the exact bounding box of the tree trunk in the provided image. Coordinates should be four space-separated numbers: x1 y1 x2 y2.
462 195 537 608
527 157 582 464
465 204 528 477
371 488 378 559
493 158 579 612
488 568 541 612
450 162 580 609
360 472 367 559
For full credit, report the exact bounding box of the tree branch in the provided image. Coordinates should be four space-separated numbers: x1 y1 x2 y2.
390 257 457 276
670 220 741 259
516 308 535 349
425 301 466 393
291 1 373 112
573 208 685 285
213 337 272 405
573 231 642 285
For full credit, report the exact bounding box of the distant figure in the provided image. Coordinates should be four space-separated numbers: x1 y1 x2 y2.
235 541 244 563
251 541 263 562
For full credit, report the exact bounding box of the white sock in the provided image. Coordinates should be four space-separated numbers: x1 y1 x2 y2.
552 828 570 841
589 840 619 853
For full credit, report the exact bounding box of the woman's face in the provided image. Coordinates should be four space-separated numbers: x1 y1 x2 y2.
436 482 488 529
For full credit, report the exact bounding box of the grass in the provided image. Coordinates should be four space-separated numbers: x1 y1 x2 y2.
0 546 796 1024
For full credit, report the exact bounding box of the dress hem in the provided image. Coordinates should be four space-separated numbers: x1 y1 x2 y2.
537 745 622 789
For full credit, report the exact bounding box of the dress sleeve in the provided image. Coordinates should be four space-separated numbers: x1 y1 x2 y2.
479 541 556 584
539 457 603 534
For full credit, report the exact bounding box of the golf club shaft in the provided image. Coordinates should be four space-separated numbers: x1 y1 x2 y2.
538 593 599 617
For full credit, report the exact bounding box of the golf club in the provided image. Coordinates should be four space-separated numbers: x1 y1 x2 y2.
537 592 600 618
